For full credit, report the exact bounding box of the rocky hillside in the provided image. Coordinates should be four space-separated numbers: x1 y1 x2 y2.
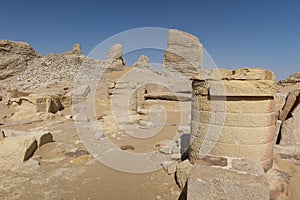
0 40 40 80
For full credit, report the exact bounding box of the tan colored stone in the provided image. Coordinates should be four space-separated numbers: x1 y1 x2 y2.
208 80 276 97
163 29 203 77
0 40 39 80
132 55 154 72
72 44 82 55
187 163 270 200
0 130 53 170
279 89 300 122
230 68 275 80
9 94 65 120
176 159 193 188
106 43 122 60
195 96 275 113
281 103 300 146
105 44 125 71
266 164 290 200
192 68 275 81
231 158 265 175
191 122 275 145
196 110 275 127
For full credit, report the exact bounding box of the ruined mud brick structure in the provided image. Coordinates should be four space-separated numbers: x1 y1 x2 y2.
189 68 276 172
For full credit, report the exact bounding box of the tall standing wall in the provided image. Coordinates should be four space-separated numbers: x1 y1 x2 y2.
189 68 276 172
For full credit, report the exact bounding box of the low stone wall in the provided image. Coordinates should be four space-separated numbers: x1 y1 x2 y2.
189 68 276 172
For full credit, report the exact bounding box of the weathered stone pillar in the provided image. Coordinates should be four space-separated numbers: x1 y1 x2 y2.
189 68 276 172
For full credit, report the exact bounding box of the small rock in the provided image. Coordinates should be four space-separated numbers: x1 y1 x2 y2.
156 195 162 200
160 145 173 154
171 153 181 160
155 140 172 147
120 145 135 151
95 131 105 140
161 160 173 171
203 155 228 167
0 95 2 101
172 146 180 154
65 115 73 120
167 161 177 175
176 159 193 188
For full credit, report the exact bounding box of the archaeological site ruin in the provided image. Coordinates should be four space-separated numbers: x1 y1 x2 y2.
0 29 299 199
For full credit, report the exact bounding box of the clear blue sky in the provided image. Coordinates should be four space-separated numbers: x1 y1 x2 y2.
1 0 300 80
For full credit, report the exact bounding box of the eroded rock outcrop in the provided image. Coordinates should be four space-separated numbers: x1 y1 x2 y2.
106 43 125 71
0 40 40 80
163 29 203 78
72 44 82 55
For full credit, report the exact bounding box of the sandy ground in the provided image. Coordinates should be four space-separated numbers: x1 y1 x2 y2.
1 67 300 199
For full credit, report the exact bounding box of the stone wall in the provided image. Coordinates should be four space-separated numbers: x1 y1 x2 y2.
189 68 276 172
163 29 203 78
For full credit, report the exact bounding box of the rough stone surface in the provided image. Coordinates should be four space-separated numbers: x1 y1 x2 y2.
279 89 300 123
231 158 265 175
190 68 276 172
132 55 153 71
0 130 53 169
176 159 193 188
105 44 125 71
106 44 122 60
0 40 40 80
202 155 227 167
187 163 270 200
281 102 300 146
72 44 82 55
9 94 65 120
274 145 300 165
163 29 203 78
266 164 290 200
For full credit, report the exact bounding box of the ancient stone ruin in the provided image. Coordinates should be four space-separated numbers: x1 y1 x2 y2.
0 29 298 199
163 29 203 77
187 68 277 199
189 68 276 171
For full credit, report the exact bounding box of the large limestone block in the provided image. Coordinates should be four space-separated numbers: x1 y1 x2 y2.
281 103 300 146
191 122 275 145
279 89 300 122
187 163 270 200
190 135 273 159
192 68 276 97
194 96 275 114
207 80 276 97
9 94 65 120
0 130 53 170
163 29 203 77
105 44 124 72
196 110 275 127
176 159 193 188
230 68 275 80
192 68 275 81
